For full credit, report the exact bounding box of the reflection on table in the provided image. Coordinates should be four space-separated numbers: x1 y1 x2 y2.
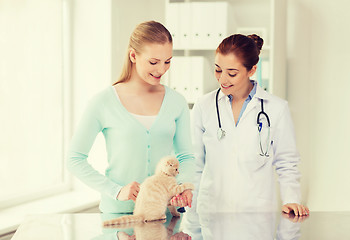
183 211 303 240
96 211 189 240
183 211 350 240
11 211 350 240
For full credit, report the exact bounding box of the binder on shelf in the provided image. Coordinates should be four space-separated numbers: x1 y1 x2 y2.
181 57 192 101
167 57 182 92
251 58 269 91
165 3 180 49
190 57 209 103
261 58 270 91
169 57 191 101
191 2 204 49
261 59 269 79
166 1 235 50
191 2 218 50
214 2 229 48
178 3 191 49
167 56 217 104
253 59 262 86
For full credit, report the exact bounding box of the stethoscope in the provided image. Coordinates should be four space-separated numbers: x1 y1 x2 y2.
215 88 271 157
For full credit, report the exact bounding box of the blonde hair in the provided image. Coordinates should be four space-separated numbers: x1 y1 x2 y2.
113 21 172 85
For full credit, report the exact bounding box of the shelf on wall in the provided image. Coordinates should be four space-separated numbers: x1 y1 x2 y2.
165 0 287 99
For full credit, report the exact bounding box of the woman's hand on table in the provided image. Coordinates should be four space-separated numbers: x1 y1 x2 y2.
282 203 309 216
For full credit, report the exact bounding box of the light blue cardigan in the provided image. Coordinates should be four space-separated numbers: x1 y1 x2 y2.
67 86 195 213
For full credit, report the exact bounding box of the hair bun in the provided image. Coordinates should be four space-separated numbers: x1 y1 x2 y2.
248 34 264 52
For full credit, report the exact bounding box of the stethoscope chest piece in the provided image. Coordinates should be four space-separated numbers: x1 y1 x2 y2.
217 128 226 140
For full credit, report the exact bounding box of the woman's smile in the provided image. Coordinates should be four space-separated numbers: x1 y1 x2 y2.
150 73 161 79
221 84 233 89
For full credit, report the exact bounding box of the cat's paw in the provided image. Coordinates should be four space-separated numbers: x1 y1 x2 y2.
117 232 131 240
168 205 181 217
172 210 181 217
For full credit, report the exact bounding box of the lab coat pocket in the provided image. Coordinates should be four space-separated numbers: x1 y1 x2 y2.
241 154 270 173
254 127 275 170
255 154 271 171
254 141 274 171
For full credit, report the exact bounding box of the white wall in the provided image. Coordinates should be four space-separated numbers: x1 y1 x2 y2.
70 0 112 188
287 0 350 211
0 0 65 204
72 0 112 120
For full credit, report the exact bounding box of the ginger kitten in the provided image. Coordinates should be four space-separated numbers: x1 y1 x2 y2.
103 156 194 226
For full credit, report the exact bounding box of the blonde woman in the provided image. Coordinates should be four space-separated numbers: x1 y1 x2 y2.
67 21 194 213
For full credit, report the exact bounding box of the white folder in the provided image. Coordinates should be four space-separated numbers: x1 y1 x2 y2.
190 57 203 102
168 57 191 101
191 2 204 49
214 2 229 48
166 3 180 49
179 3 191 49
203 2 217 49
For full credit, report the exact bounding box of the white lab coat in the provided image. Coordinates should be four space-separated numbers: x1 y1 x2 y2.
191 83 301 213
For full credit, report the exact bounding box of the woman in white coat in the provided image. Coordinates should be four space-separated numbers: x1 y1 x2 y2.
191 34 309 216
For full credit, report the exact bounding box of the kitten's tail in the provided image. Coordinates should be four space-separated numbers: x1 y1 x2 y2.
103 215 144 226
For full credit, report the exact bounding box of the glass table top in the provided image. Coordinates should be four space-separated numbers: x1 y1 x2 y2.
11 211 350 240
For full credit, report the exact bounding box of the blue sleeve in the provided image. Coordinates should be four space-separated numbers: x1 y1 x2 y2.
66 97 122 199
173 98 195 185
